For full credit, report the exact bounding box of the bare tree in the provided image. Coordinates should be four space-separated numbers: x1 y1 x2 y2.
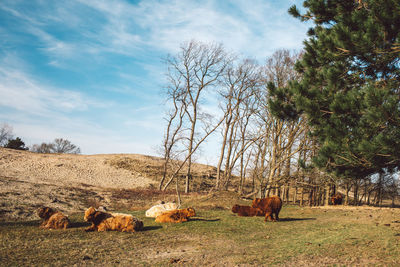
158 75 187 190
246 49 307 197
164 40 232 193
31 143 54 153
215 59 263 190
236 98 260 194
52 138 80 154
0 123 13 146
31 138 80 154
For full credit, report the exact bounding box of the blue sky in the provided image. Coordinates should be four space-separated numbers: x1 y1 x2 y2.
0 0 309 163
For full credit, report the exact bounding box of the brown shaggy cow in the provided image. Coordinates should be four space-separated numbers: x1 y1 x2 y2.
231 205 265 217
251 196 282 222
331 193 343 205
84 207 143 232
155 207 196 223
37 207 70 230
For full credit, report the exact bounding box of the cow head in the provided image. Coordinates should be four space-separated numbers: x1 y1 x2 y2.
252 198 262 208
84 207 97 222
231 204 240 213
84 207 112 225
37 207 55 220
186 207 196 217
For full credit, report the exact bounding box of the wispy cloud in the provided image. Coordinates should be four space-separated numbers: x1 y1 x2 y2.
0 0 309 160
2 0 308 62
0 50 165 155
0 66 109 115
0 61 164 155
6 115 157 155
110 0 307 57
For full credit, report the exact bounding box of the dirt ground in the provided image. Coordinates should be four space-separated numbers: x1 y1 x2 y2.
0 148 157 220
0 148 157 189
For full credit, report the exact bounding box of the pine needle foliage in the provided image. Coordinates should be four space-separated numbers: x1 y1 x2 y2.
269 0 400 178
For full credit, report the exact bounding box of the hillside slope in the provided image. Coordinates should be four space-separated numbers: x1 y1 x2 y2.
0 148 216 221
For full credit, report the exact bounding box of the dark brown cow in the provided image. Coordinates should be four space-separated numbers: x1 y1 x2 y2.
331 193 343 205
231 205 265 217
37 207 70 229
251 196 282 222
84 207 143 232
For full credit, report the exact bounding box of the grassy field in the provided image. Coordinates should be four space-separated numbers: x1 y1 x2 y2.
1 199 400 266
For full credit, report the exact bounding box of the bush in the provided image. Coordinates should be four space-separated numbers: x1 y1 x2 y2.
5 137 28 150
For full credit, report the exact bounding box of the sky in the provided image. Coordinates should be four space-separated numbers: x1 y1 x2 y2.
0 0 310 164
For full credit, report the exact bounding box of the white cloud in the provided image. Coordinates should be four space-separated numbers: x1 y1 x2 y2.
128 0 308 57
49 0 307 59
0 5 42 26
2 0 309 64
0 66 109 115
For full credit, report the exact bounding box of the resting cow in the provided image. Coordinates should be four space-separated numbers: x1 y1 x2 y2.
231 204 265 217
155 207 196 223
252 196 282 222
37 207 70 230
145 202 178 218
84 207 143 232
331 193 343 205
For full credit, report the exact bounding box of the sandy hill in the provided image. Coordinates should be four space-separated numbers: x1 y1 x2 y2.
0 148 216 221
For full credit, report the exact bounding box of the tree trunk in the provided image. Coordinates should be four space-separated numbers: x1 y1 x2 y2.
319 188 323 206
308 188 314 207
345 183 351 206
325 185 330 206
215 141 227 190
353 181 359 206
175 172 181 207
315 187 320 206
373 190 378 205
185 172 191 194
367 190 372 205
159 160 169 190
378 187 383 207
185 149 193 194
285 185 290 204
300 187 304 206
238 154 245 194
293 186 297 204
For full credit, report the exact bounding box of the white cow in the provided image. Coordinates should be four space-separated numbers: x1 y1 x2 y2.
145 202 178 217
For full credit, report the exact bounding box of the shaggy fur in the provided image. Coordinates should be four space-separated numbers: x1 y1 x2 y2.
84 207 143 232
155 207 196 223
252 196 282 222
37 207 70 230
331 193 343 205
145 202 178 218
231 205 265 217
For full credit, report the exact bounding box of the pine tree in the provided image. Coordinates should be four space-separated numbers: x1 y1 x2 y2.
5 137 28 151
269 0 400 178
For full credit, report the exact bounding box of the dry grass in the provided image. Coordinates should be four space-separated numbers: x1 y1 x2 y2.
1 192 400 266
106 155 219 192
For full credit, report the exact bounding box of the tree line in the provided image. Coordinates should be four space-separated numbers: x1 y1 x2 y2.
0 123 80 154
159 0 400 207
